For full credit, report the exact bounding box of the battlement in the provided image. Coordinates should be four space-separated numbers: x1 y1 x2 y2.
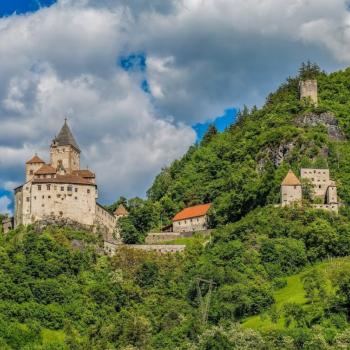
299 80 318 106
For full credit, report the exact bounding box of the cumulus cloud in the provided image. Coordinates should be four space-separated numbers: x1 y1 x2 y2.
0 0 350 205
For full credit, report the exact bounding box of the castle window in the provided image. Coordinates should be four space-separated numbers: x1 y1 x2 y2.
67 186 72 192
48 196 51 199
319 185 321 189
30 170 34 175
26 197 30 202
61 186 64 191
47 185 51 190
75 188 78 192
87 189 90 194
38 185 41 191
42 195 44 199
75 197 77 200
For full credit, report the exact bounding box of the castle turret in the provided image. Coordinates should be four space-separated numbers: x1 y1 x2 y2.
281 170 302 206
50 119 81 174
299 79 318 106
25 154 45 181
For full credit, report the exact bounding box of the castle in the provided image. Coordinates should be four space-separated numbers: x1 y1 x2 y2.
299 79 318 106
281 169 339 212
14 120 119 234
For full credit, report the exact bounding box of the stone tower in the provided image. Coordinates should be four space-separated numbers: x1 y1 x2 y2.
50 119 81 174
281 170 302 206
299 80 318 106
25 155 45 181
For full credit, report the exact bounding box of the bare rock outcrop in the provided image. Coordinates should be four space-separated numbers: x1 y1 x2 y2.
295 112 346 141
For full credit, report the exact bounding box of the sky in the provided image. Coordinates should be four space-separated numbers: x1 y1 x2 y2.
0 0 350 213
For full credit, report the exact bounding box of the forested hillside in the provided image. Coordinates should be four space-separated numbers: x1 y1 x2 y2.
5 63 350 348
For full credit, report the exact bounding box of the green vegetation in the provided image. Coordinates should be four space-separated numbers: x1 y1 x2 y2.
5 63 350 348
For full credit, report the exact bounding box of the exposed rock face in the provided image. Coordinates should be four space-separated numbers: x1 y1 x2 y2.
295 112 346 141
257 141 296 171
33 216 93 233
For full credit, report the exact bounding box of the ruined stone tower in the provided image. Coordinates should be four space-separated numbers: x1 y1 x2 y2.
299 80 318 106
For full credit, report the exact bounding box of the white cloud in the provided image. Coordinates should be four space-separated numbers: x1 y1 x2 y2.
0 0 350 204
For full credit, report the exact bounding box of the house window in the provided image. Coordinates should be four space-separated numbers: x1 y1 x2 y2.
61 186 64 191
47 185 51 190
67 186 72 192
38 185 41 191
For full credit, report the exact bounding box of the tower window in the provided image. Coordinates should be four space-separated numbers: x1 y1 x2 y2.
30 170 34 175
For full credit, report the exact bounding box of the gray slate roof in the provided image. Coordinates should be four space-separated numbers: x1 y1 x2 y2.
54 120 80 152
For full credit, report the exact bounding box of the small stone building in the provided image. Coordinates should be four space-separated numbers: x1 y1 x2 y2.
172 203 211 233
281 168 339 212
299 80 318 106
281 170 302 206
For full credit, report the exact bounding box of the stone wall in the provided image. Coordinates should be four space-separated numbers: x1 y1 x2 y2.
145 232 181 244
104 241 186 256
281 185 302 206
18 182 97 227
50 145 80 173
95 204 117 235
299 80 318 106
301 168 331 197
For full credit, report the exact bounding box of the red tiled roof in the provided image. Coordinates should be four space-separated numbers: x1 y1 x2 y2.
26 155 45 164
72 169 95 178
173 203 212 221
282 170 301 186
32 174 95 186
114 204 128 216
35 164 57 175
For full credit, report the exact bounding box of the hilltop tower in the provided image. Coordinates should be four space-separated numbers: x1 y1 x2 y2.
281 170 302 206
50 119 81 174
299 80 318 106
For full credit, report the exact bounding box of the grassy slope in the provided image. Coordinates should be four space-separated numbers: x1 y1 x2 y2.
242 257 350 331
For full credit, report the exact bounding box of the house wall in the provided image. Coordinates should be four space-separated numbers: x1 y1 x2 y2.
173 215 208 233
281 185 302 206
300 168 330 197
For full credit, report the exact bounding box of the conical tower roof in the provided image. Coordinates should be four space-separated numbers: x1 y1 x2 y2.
114 204 128 216
282 170 301 186
53 119 80 152
26 154 45 164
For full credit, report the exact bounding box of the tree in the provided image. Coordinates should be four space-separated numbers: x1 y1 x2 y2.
201 124 218 146
299 61 321 80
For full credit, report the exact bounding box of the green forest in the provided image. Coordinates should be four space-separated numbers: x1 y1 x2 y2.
4 63 350 348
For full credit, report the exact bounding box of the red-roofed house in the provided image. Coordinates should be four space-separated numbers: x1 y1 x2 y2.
172 203 211 233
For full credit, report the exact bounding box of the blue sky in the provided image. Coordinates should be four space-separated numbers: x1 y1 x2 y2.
0 0 348 213
0 0 56 17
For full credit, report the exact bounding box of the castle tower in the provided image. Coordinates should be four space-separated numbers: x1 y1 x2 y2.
299 80 318 106
25 155 45 181
50 119 81 174
327 181 338 204
281 170 302 206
